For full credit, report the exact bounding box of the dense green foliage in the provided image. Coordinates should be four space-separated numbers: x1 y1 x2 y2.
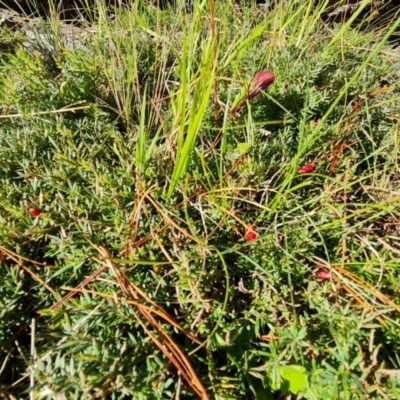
1 0 400 398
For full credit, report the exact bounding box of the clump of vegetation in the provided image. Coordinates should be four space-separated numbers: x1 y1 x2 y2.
1 0 400 398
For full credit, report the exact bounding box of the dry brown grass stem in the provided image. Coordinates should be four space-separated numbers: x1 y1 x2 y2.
95 245 209 399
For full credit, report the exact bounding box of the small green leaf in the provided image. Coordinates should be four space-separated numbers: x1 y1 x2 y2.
235 142 250 155
214 332 227 347
227 142 250 160
279 365 308 394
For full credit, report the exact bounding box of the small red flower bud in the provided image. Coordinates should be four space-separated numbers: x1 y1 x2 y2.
248 70 275 100
230 70 275 115
245 223 257 241
29 208 41 217
298 163 315 173
317 270 331 280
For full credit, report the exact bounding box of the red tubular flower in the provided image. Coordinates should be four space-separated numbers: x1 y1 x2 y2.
298 163 315 173
29 208 41 217
245 223 257 241
247 70 275 100
317 270 332 280
231 70 275 115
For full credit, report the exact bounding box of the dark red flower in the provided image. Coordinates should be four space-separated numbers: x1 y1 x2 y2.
29 208 41 217
231 70 275 115
298 163 315 173
246 223 257 241
247 70 275 100
317 270 331 280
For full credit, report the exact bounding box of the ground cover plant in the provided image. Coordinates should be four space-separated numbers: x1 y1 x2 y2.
1 0 400 398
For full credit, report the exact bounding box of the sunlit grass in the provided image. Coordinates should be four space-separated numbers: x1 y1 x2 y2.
0 0 400 398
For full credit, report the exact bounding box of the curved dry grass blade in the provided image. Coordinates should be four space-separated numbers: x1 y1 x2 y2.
61 287 202 344
0 245 45 266
335 265 400 314
0 245 55 295
49 266 108 310
1 248 109 347
95 245 209 399
133 309 209 400
338 279 388 328
124 184 157 256
144 194 204 245
313 257 400 327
